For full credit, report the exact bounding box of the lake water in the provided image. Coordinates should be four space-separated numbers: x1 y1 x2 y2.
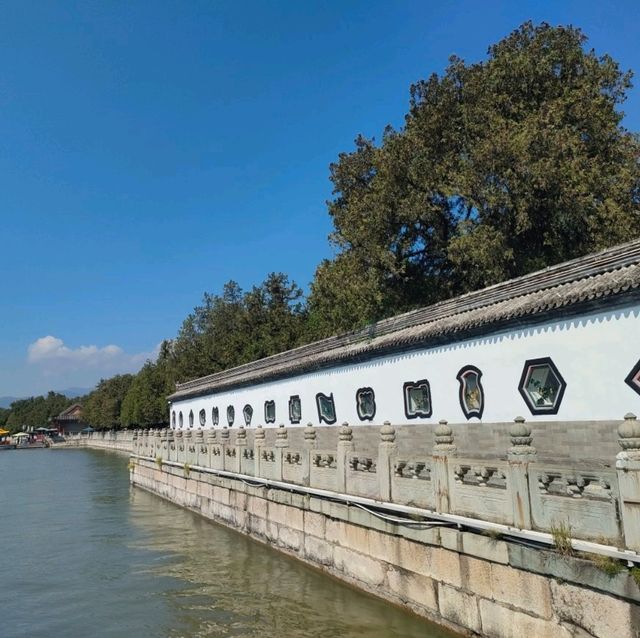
0 449 456 637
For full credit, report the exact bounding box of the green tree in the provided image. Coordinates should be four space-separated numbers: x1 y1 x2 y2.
83 375 134 429
309 22 640 335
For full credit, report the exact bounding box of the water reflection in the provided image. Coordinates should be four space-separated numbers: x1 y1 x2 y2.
128 486 456 638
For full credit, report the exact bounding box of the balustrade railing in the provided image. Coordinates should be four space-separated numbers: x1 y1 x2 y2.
76 412 640 553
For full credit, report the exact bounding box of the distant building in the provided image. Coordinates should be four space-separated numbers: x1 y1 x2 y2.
50 404 86 434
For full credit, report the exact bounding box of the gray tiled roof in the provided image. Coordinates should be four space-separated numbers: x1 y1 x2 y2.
168 239 640 401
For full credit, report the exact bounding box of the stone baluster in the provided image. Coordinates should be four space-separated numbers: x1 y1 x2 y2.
194 428 204 466
378 422 397 502
155 430 162 459
337 423 354 492
432 420 456 513
302 423 317 486
143 429 149 454
132 429 139 455
254 425 266 477
616 413 640 551
507 416 536 529
220 427 230 470
235 427 247 473
206 429 217 469
275 424 288 481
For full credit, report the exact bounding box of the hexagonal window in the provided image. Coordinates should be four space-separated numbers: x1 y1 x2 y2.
625 359 640 397
518 357 566 415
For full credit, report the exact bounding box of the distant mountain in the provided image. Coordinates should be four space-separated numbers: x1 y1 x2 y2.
57 387 92 399
0 396 18 409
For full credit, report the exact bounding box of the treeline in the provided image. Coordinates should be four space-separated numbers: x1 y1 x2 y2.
0 392 73 431
5 23 640 430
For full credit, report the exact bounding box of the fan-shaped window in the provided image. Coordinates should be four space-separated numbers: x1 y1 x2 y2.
199 409 206 427
188 410 194 428
265 400 276 424
356 387 376 421
212 406 219 426
316 393 336 425
518 357 566 415
457 366 484 419
171 411 176 427
289 395 301 424
179 411 184 428
625 359 640 397
403 380 432 419
227 406 235 427
243 404 253 426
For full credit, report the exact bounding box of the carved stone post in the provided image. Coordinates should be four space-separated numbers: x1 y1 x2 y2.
616 413 640 551
165 429 174 463
143 429 149 456
184 430 193 465
174 430 183 464
507 416 536 529
378 422 397 502
194 429 204 466
275 424 288 481
337 423 354 493
302 422 317 486
220 427 230 470
235 427 247 473
155 430 162 460
254 425 266 477
432 420 455 513
132 429 139 456
206 429 217 469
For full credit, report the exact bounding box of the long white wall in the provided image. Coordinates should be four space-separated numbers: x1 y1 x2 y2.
169 303 640 428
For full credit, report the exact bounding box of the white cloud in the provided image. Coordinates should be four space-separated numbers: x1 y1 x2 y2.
27 335 159 374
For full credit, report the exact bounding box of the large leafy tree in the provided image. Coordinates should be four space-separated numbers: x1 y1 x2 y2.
309 22 640 335
83 375 135 429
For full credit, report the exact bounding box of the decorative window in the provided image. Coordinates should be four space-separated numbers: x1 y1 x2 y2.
289 395 302 424
355 387 376 421
188 410 194 427
171 411 176 427
518 357 566 415
212 406 219 426
264 400 276 424
403 380 432 419
456 366 484 420
179 411 184 428
316 393 336 425
227 406 235 427
243 404 253 426
199 409 206 427
625 360 640 397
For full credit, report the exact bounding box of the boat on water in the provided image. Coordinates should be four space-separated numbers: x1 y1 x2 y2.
12 432 48 449
0 428 16 450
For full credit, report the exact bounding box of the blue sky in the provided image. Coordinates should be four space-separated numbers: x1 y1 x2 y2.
1 1 639 397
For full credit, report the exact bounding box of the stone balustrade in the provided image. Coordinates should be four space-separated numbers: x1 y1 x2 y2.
71 413 640 553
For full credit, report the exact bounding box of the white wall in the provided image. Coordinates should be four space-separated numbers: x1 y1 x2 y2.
169 304 640 428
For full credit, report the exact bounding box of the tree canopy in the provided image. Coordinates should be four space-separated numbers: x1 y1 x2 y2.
308 22 640 334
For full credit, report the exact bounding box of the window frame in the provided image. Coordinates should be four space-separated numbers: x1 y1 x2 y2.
316 392 337 425
212 406 219 426
518 356 567 416
227 405 235 427
288 395 302 424
625 359 640 397
355 387 376 422
403 380 432 419
264 400 276 424
243 404 253 427
456 365 485 420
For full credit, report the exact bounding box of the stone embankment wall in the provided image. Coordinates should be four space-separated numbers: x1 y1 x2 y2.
130 458 640 638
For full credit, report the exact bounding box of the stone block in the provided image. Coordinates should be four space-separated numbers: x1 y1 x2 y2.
459 555 493 599
368 528 400 566
278 526 303 551
551 580 640 638
479 599 572 638
397 538 436 579
437 583 481 633
325 519 346 545
246 495 267 519
490 563 553 619
386 567 438 612
303 511 325 539
460 532 509 565
212 486 230 505
431 548 462 588
333 546 386 586
304 535 334 566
